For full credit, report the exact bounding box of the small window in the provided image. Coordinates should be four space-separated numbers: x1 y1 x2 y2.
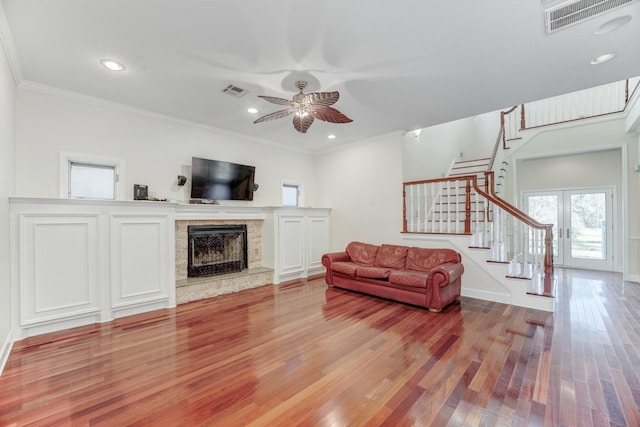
69 162 116 199
59 152 125 200
282 184 299 206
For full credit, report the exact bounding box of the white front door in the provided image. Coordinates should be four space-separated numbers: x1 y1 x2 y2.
523 188 613 270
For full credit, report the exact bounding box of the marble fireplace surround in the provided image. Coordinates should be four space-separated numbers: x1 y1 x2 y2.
175 205 273 304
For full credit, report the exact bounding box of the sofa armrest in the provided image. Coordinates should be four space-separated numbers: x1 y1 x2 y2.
430 262 464 288
322 252 350 268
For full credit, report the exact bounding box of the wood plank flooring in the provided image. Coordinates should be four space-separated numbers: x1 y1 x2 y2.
1 268 639 426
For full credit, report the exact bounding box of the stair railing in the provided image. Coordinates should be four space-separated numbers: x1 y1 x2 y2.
482 171 554 282
402 172 554 289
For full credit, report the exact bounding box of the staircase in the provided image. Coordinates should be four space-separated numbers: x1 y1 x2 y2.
403 76 640 311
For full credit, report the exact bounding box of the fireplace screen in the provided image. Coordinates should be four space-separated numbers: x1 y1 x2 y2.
188 225 247 277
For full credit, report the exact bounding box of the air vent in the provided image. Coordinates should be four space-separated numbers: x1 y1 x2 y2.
222 84 249 98
544 0 638 33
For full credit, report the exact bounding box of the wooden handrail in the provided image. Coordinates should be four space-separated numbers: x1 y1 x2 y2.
403 175 475 186
488 125 504 172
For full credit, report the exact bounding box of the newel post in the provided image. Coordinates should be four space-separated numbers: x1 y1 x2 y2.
625 79 630 104
402 184 407 232
464 179 471 234
520 104 526 130
500 111 507 149
543 224 554 278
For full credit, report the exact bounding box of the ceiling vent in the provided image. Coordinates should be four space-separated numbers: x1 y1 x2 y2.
222 84 249 98
544 0 638 33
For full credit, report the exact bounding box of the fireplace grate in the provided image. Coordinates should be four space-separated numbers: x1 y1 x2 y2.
187 224 247 278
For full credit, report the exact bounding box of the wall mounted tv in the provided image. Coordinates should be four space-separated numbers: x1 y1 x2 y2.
190 157 256 201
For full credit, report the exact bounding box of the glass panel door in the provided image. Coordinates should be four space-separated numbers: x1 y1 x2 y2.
524 188 613 270
565 189 612 270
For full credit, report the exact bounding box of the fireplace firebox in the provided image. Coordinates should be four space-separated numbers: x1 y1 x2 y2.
187 224 248 277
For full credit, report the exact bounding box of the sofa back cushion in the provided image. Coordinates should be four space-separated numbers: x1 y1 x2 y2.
346 241 379 266
406 247 460 272
375 244 409 269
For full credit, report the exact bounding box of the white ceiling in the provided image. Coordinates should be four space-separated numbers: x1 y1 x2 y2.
1 0 640 153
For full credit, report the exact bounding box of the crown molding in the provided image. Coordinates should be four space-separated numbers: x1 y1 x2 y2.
0 2 23 84
17 80 315 156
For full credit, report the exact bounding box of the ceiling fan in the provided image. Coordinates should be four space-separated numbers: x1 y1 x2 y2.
253 81 352 133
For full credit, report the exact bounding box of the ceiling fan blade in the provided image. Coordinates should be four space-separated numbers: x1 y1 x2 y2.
311 106 353 123
304 91 339 107
253 109 294 124
293 114 314 133
257 96 293 106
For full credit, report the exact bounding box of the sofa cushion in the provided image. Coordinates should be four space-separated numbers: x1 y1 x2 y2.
346 241 379 266
331 261 358 276
374 244 409 269
406 247 460 272
388 270 430 288
356 266 391 279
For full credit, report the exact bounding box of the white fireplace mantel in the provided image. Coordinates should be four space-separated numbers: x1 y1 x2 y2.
174 204 266 221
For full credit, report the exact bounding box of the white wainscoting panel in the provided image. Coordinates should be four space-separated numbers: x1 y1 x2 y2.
11 198 178 339
307 215 329 272
111 215 171 313
279 215 305 277
20 214 100 326
264 207 331 283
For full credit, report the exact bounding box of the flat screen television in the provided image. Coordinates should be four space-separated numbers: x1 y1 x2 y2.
190 157 255 201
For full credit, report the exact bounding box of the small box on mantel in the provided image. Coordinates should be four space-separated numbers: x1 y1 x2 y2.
134 184 148 200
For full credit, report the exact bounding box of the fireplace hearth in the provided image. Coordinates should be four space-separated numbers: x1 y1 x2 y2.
188 224 247 277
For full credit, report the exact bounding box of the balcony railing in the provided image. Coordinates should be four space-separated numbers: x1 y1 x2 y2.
503 77 640 141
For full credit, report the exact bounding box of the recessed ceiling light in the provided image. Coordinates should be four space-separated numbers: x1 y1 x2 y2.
100 59 125 71
247 107 258 114
590 53 616 65
595 15 632 35
327 134 336 139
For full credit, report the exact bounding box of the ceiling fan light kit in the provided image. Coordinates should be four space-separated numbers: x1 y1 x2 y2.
253 80 352 133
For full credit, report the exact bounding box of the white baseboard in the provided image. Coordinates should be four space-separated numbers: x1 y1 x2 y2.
461 288 511 305
0 328 14 377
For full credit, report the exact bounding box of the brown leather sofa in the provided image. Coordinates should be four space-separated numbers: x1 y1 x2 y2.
321 241 464 312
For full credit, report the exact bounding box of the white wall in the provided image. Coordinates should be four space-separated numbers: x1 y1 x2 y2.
315 134 405 251
631 132 640 279
15 88 317 206
402 110 500 182
517 149 622 191
0 33 16 371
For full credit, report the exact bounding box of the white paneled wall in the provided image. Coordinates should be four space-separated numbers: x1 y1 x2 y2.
307 215 330 271
262 207 330 284
11 198 176 338
11 200 331 338
110 214 172 317
20 214 100 326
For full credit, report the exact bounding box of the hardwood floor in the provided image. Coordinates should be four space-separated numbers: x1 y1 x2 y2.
1 269 639 426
